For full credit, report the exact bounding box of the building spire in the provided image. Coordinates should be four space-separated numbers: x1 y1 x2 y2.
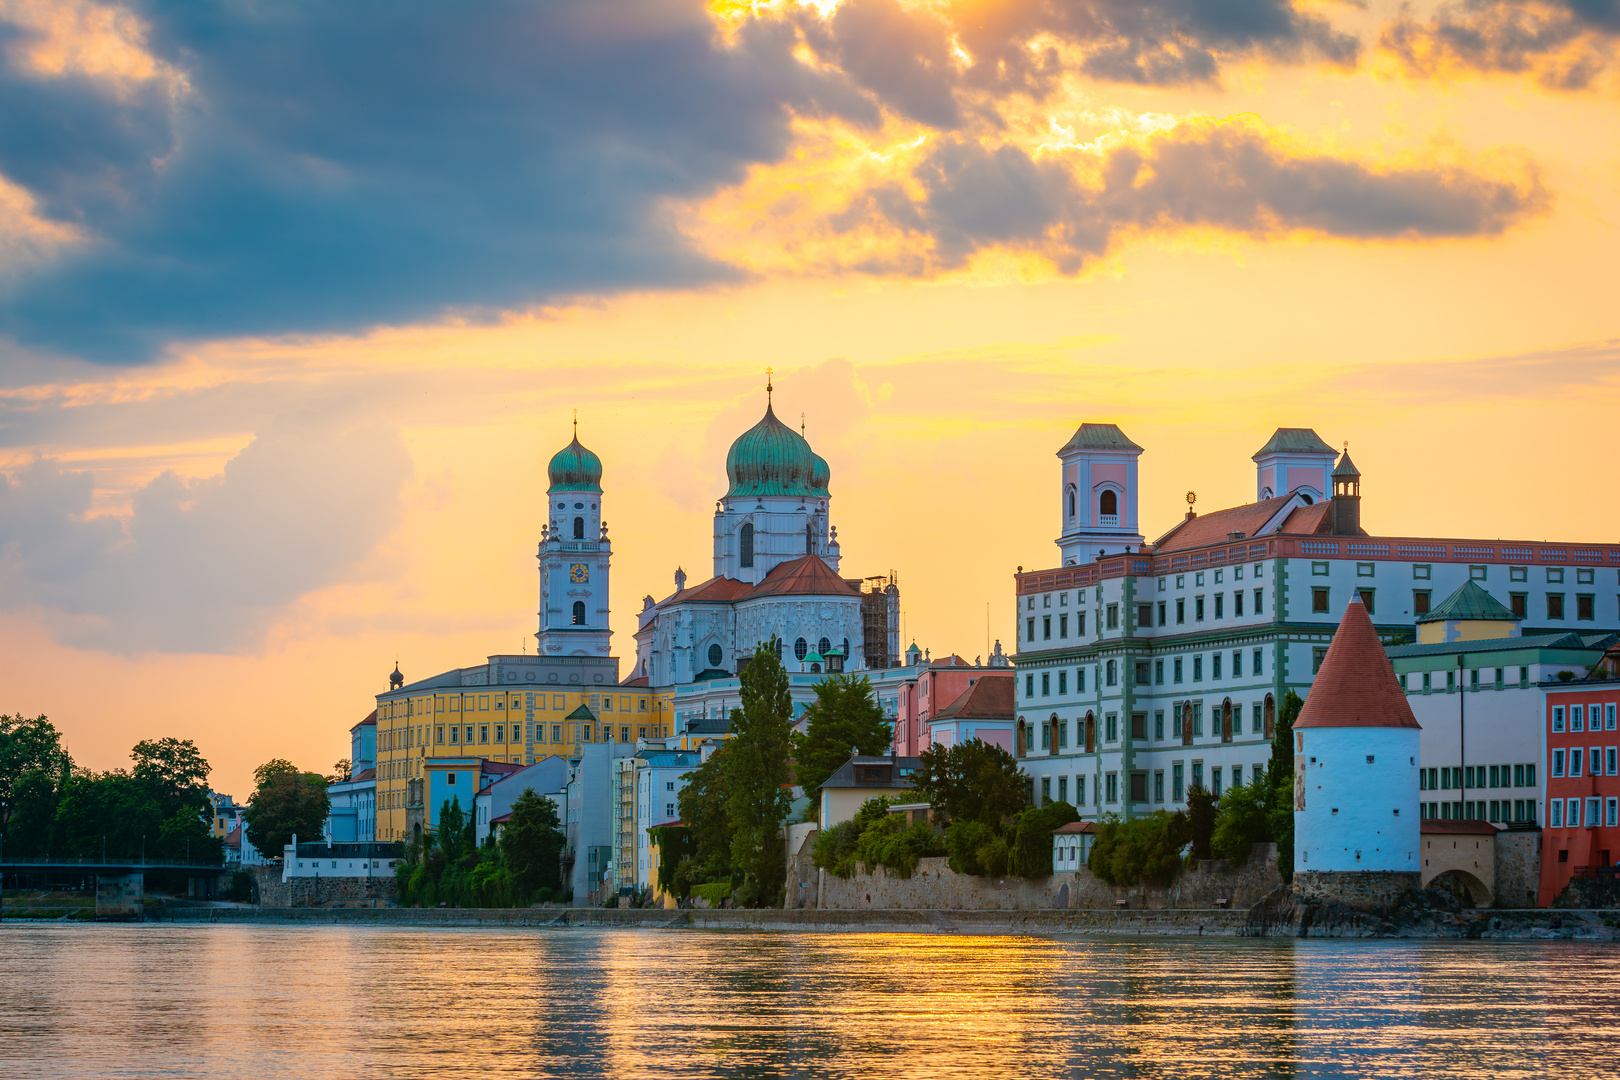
765 366 773 407
573 407 578 439
801 411 806 437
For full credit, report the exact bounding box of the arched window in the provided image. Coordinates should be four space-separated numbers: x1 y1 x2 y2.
1099 490 1118 517
708 643 723 668
818 636 831 656
794 637 808 661
1263 694 1276 739
571 601 586 625
740 523 754 568
1015 718 1027 758
806 521 814 554
572 516 585 540
842 637 850 660
1067 485 1076 519
1084 713 1095 753
811 662 821 673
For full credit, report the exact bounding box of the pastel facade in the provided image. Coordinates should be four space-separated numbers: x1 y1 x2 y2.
1293 599 1421 878
472 757 569 846
817 754 921 827
1012 422 1620 823
610 747 700 895
281 840 402 881
1540 675 1620 905
325 712 377 843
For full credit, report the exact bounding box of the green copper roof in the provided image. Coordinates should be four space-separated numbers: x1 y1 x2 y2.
565 703 597 721
1057 423 1143 455
726 402 820 498
809 452 830 497
1252 427 1335 459
1416 580 1520 624
548 435 603 492
1332 450 1361 478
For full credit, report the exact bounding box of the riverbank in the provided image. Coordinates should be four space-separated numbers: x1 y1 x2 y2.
142 903 1620 940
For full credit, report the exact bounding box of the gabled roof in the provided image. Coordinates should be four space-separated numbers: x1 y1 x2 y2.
1152 495 1297 552
352 711 377 730
1058 423 1143 454
619 676 650 687
565 703 597 721
350 768 376 783
1053 821 1095 835
1296 599 1421 730
1277 502 1330 534
931 676 1014 722
1253 428 1335 458
818 754 924 791
1417 580 1520 625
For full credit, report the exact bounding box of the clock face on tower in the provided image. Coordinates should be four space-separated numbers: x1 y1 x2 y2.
570 563 590 584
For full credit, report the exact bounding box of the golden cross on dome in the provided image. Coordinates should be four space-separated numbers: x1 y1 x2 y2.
572 407 578 437
765 366 774 403
801 412 806 437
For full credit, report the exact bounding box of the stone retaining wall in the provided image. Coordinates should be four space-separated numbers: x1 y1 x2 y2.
815 845 1282 911
1493 830 1541 909
252 866 397 908
1293 870 1421 916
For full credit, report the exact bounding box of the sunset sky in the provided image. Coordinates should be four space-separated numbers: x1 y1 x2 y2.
1 0 1617 797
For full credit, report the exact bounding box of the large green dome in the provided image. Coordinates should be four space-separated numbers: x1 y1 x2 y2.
548 435 603 492
726 403 818 498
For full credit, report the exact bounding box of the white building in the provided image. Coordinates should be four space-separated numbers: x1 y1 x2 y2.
473 757 569 846
537 426 613 660
281 838 402 881
1012 422 1620 822
611 747 701 894
1293 599 1421 877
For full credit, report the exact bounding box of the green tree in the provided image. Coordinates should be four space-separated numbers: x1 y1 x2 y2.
1269 690 1303 883
1210 778 1272 865
792 674 893 820
913 739 1027 826
130 737 211 816
1088 810 1191 887
0 714 72 853
726 639 795 905
1186 784 1216 862
328 758 352 783
676 741 734 888
1268 691 1303 786
1007 800 1079 876
501 788 565 902
243 760 329 857
943 819 1009 877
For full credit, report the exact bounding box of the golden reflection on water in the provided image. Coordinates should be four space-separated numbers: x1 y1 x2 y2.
1 926 1613 1079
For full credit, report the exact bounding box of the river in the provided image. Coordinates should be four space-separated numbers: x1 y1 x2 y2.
1 925 1613 1078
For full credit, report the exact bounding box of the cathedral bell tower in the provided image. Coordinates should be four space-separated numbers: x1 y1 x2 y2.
537 421 612 657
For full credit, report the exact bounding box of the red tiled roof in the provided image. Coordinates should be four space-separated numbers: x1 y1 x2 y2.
1053 821 1095 834
620 676 649 687
353 710 377 730
1420 819 1499 835
1278 502 1330 534
932 675 1015 721
350 768 376 782
749 554 859 598
933 654 972 668
666 575 754 605
491 813 512 825
1152 495 1298 552
1295 600 1421 730
481 759 528 777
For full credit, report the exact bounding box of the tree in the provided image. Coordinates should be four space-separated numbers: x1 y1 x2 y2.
913 739 1027 827
130 737 211 815
328 758 352 784
1088 810 1191 887
1269 690 1303 883
1186 784 1217 862
676 741 734 888
792 674 893 819
501 788 565 902
1210 778 1272 865
243 761 329 857
1268 691 1303 786
1007 800 1079 877
0 714 71 850
726 638 795 905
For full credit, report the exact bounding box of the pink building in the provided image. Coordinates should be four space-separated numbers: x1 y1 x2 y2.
1540 653 1620 906
890 653 1014 756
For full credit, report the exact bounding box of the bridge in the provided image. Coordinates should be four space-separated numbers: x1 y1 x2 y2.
1 857 230 919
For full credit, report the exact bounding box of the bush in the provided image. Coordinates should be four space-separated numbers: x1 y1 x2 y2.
1007 801 1079 877
812 798 945 879
690 881 733 907
1210 779 1272 866
1088 810 1190 887
944 819 1010 878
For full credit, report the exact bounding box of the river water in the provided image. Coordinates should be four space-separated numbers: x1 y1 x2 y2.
1 925 1614 1079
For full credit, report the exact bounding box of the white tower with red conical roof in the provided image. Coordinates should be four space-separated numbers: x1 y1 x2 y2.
1293 598 1422 903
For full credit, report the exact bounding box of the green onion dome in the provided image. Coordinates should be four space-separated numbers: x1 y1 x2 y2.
726 403 817 498
809 452 830 497
548 435 603 492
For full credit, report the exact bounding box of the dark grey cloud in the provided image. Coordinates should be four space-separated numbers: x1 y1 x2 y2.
1381 0 1620 89
0 0 876 362
0 403 412 653
799 0 1360 112
847 124 1545 271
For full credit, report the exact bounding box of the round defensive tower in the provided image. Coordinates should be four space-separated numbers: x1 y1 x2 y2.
1293 597 1422 912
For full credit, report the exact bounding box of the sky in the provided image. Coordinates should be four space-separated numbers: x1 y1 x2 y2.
0 0 1617 797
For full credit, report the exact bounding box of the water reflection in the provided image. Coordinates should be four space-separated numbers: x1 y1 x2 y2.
0 926 1610 1079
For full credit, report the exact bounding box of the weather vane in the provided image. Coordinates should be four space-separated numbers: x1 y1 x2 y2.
1187 491 1196 507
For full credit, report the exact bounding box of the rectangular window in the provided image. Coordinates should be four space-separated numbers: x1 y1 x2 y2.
1577 594 1595 621
1252 649 1263 676
1413 564 1431 580
1059 722 1068 749
1131 713 1146 740
1173 704 1184 737
1155 660 1165 685
1058 670 1068 695
1312 588 1329 613
1134 661 1151 686
1573 705 1584 732
1042 672 1051 696
1252 703 1262 733
1253 588 1264 615
1154 770 1165 803
1076 776 1086 806
1577 567 1595 585
1547 594 1565 619
494 724 505 743
1158 601 1167 626
436 726 445 745
1214 594 1224 619
1192 703 1204 738
553 724 563 743
1212 653 1223 680
1356 562 1375 578
1174 657 1184 683
1060 614 1069 638
479 725 489 744
1129 772 1148 803
1057 776 1067 803
1314 647 1328 674
1040 777 1051 804
1526 763 1537 786
1311 561 1328 576
1154 711 1165 740
1610 704 1618 731
1191 761 1204 790
1571 748 1583 777
1547 566 1565 584
1106 714 1118 742
1552 706 1565 732
1553 749 1565 777
1173 762 1185 801
1077 611 1087 636
449 726 459 744
1234 591 1244 618
1077 667 1086 692
1358 588 1375 614
1105 604 1118 630
1193 656 1203 682
1470 565 1487 581
1138 604 1153 628
1195 597 1206 621
1106 662 1117 687
1551 800 1563 827
1196 572 1205 587
1412 590 1431 616
1026 674 1035 698
1106 772 1118 804
1176 599 1185 625
1027 618 1035 642
1043 616 1051 640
